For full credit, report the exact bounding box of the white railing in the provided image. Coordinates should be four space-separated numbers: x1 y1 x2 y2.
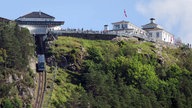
50 29 176 46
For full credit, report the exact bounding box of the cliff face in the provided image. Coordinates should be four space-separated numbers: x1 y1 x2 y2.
44 36 192 108
0 22 35 108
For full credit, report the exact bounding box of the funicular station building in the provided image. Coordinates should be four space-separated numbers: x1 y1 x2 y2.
15 11 64 54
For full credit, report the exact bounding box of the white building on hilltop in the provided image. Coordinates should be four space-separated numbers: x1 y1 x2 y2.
142 18 174 43
110 20 147 36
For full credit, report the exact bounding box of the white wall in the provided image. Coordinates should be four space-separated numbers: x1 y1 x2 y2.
112 22 147 36
147 30 174 43
19 25 48 34
148 30 162 41
51 26 62 31
162 31 174 43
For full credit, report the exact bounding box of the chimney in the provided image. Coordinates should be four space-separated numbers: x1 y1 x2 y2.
104 25 109 31
150 18 155 23
39 11 42 16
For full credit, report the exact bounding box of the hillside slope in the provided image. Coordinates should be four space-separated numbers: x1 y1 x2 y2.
0 22 35 108
45 36 192 108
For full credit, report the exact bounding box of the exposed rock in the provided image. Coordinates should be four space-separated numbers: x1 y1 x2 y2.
138 48 142 53
112 37 130 42
20 75 23 80
28 87 34 97
6 74 13 83
22 91 28 100
13 74 19 81
60 55 68 67
29 57 37 73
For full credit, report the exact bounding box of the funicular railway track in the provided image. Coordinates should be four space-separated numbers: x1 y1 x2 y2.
34 72 45 108
34 35 46 108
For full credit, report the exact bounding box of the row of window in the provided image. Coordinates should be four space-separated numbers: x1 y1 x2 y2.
149 32 160 38
114 24 127 29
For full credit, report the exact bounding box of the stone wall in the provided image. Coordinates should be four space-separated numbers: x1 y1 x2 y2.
60 33 117 40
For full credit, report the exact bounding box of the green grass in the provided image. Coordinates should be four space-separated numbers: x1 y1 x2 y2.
51 36 178 64
45 36 185 107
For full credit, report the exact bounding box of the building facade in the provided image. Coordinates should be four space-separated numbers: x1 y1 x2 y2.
142 18 174 43
111 20 147 36
16 11 64 35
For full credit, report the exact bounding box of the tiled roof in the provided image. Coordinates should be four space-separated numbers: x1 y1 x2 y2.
18 11 55 19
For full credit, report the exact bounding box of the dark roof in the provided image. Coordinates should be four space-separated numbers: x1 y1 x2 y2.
18 11 55 19
142 23 158 29
142 18 163 30
0 17 11 22
16 21 64 26
143 27 163 31
142 22 163 30
112 20 129 24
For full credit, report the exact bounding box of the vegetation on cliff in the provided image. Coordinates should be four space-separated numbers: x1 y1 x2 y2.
45 36 192 108
0 22 35 108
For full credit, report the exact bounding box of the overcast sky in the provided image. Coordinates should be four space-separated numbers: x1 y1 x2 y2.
1 0 191 44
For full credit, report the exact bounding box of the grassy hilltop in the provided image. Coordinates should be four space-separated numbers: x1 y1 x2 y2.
45 36 192 108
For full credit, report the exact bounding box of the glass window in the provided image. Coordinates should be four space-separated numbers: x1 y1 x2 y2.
122 24 127 29
149 33 152 36
156 32 159 38
114 25 120 30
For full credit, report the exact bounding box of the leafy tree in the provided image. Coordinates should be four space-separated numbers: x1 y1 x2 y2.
87 46 103 63
12 96 23 108
2 98 14 108
0 48 7 65
50 36 192 108
0 22 35 107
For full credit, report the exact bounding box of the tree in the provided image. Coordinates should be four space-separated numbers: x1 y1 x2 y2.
2 98 13 108
87 47 103 63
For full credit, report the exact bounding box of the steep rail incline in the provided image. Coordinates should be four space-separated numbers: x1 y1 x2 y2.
34 72 45 108
33 35 46 108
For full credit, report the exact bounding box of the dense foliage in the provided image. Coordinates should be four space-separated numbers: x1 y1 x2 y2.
47 36 192 108
0 22 35 108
